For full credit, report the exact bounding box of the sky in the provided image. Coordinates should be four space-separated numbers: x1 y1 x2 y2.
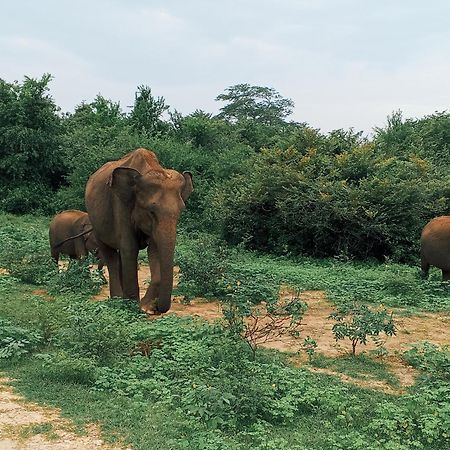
1 0 449 133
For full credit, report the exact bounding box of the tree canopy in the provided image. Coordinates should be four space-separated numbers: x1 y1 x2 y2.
215 83 294 125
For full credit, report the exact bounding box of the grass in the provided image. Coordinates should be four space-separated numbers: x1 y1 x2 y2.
311 353 400 388
175 230 450 312
1 213 449 450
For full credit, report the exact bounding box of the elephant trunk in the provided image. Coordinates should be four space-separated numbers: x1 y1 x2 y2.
154 223 177 313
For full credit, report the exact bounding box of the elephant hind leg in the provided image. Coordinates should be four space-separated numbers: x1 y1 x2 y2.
420 252 430 279
100 244 123 298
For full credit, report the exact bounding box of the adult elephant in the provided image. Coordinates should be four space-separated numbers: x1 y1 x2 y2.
85 148 193 314
420 216 450 281
49 210 104 269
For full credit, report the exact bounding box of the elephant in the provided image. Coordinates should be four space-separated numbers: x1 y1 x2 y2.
49 210 104 269
420 216 450 281
85 148 193 314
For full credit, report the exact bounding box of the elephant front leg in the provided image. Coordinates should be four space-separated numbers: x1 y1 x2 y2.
120 242 140 300
140 238 160 314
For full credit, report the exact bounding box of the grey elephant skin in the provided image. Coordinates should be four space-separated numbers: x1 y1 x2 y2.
421 216 450 281
85 148 193 314
49 210 104 269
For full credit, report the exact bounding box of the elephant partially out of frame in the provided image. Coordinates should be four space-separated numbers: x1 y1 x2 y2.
85 148 193 314
421 216 450 281
49 210 104 269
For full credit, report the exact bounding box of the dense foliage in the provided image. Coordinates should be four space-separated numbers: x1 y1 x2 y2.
1 74 450 261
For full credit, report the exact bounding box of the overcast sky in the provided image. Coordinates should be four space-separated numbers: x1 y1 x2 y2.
2 0 449 133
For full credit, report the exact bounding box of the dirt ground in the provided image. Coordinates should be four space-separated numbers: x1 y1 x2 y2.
0 377 128 450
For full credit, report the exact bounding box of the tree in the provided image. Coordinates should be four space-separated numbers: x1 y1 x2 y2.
215 83 294 126
0 74 64 213
129 85 169 135
329 302 396 356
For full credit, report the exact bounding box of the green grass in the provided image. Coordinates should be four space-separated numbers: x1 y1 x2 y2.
311 354 400 388
229 251 450 310
1 214 449 450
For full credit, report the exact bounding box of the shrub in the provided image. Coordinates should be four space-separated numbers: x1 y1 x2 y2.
175 233 230 299
329 302 396 355
217 142 449 261
47 257 105 296
404 342 450 381
55 300 135 362
38 351 97 385
0 223 54 285
0 318 42 360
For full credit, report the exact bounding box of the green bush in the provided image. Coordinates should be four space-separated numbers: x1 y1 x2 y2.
218 144 449 261
0 223 54 285
38 351 97 385
404 342 450 381
330 302 396 356
175 233 230 299
55 300 135 362
0 318 42 360
47 257 105 296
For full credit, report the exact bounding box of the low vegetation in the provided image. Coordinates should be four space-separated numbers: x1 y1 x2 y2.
0 214 449 449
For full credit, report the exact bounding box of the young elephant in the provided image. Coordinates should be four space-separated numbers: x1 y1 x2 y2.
420 216 450 281
49 210 104 269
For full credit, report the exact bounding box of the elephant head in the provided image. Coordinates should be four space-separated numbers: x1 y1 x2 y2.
109 167 193 312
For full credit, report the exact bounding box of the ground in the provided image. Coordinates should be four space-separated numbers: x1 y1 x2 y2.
0 377 128 450
2 263 449 448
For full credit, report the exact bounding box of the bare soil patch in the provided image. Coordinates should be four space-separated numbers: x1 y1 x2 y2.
0 377 128 450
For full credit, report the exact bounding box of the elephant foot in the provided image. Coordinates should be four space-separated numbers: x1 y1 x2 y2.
140 298 161 315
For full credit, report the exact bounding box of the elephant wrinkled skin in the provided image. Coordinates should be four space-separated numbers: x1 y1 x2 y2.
85 148 193 314
420 216 450 281
49 210 104 269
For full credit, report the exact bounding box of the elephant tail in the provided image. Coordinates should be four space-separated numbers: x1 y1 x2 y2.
53 228 93 249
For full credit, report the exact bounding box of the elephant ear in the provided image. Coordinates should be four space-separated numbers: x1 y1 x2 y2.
109 167 142 204
181 171 193 202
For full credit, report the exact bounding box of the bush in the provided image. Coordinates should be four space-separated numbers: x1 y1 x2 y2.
55 300 135 362
47 257 105 296
329 302 396 355
175 233 230 299
0 223 55 285
218 144 449 261
0 318 42 360
38 351 97 385
404 342 450 381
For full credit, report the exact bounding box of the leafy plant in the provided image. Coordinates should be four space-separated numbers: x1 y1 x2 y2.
302 336 318 362
175 233 230 299
0 318 42 360
329 302 396 355
404 341 450 381
47 257 105 296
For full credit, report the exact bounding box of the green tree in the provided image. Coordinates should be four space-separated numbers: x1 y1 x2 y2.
0 74 63 213
56 95 138 210
129 85 169 135
216 84 294 125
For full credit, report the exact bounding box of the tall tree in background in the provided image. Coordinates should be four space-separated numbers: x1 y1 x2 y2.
0 74 63 212
215 84 295 150
129 85 169 135
216 83 294 126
